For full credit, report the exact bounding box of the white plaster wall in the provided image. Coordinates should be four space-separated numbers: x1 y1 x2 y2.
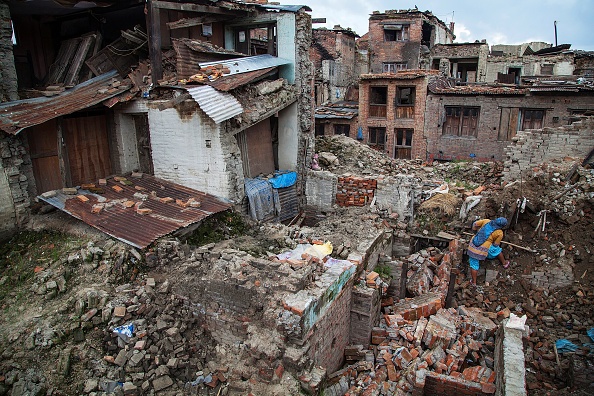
113 100 152 174
147 104 233 199
113 112 141 173
0 163 16 235
278 102 298 170
554 62 574 75
224 12 296 84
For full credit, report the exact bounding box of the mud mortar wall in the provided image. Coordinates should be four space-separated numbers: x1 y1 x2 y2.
306 171 420 220
0 133 32 234
0 3 18 102
504 117 594 181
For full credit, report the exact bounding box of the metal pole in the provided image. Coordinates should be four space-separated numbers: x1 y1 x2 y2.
554 21 558 47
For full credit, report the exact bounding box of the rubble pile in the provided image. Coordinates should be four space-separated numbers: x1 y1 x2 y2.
325 246 500 395
315 135 504 187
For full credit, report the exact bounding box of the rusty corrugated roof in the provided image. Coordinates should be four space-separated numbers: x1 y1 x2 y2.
207 67 276 91
0 71 131 135
38 174 233 249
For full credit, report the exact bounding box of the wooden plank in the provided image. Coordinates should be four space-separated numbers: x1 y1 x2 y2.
64 115 112 186
153 0 244 15
85 32 103 82
64 34 96 87
148 0 163 83
167 16 222 30
47 38 80 85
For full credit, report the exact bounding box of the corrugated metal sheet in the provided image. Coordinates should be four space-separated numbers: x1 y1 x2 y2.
428 77 528 95
277 185 299 222
186 85 243 123
199 54 291 76
0 71 130 135
38 174 233 249
254 4 312 12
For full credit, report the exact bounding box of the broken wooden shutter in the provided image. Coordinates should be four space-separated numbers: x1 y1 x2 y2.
498 108 519 140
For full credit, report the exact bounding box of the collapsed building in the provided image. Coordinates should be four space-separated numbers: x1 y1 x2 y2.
0 0 314 239
0 2 593 396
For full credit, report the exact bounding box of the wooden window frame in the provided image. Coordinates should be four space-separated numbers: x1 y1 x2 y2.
520 109 545 131
442 106 480 137
384 25 410 42
383 62 408 73
369 86 388 118
368 127 386 151
333 124 350 137
395 128 413 159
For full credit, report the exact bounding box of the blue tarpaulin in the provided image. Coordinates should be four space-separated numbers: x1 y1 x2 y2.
269 171 297 189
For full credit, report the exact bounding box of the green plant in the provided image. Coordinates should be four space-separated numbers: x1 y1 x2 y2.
375 264 392 280
0 231 85 305
184 210 249 246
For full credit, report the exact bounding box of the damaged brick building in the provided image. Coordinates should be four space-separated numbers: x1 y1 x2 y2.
0 0 315 235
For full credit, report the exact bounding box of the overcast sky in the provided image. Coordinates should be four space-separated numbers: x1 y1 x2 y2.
299 0 594 51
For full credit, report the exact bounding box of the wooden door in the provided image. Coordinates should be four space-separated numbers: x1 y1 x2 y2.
63 114 112 186
133 114 154 175
26 119 63 193
237 118 274 177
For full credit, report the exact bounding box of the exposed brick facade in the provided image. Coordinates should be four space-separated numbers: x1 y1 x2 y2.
424 89 594 162
367 10 453 74
311 27 358 105
358 72 435 159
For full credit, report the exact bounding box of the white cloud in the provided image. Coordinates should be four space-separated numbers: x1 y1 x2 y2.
453 23 472 43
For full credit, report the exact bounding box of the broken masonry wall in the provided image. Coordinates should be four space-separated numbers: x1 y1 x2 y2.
350 285 381 346
503 117 594 181
0 3 18 102
424 92 594 162
375 175 420 223
429 43 489 82
0 133 32 234
485 53 575 83
294 11 315 208
494 320 527 395
305 171 421 222
368 13 423 72
146 100 243 202
305 170 337 211
305 277 354 373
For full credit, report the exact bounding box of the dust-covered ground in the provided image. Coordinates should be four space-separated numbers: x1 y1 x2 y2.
0 135 592 395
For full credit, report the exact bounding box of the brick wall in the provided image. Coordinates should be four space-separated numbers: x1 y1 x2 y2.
349 285 381 345
368 16 423 73
428 43 489 82
358 74 431 159
422 372 491 396
503 117 594 181
424 92 594 162
306 171 421 221
336 176 376 206
306 280 353 372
